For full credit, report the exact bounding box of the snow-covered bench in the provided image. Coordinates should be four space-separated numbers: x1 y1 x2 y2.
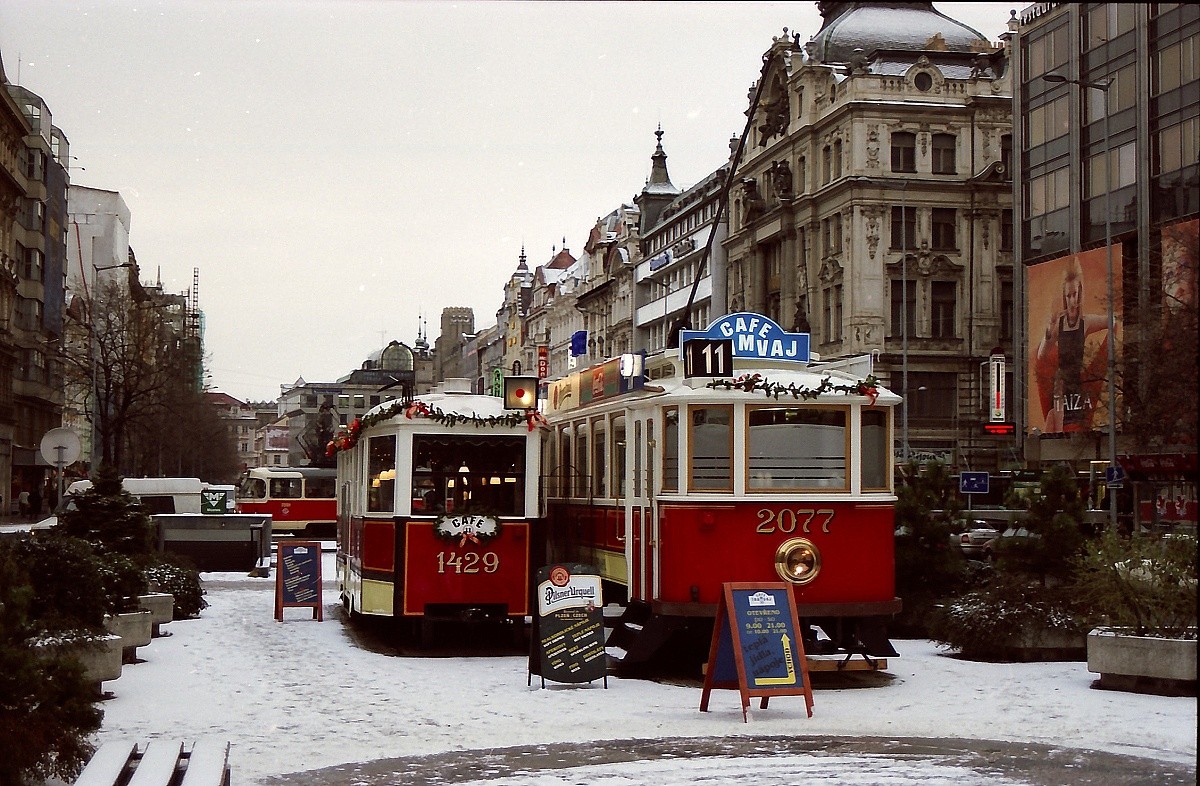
74 739 229 786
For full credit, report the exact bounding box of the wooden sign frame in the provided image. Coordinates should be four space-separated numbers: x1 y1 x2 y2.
699 582 813 721
274 540 323 621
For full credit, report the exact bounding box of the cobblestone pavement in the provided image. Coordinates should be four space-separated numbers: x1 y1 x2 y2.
257 735 1196 786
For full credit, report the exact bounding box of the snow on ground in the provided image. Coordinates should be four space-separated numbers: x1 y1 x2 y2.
89 552 1196 784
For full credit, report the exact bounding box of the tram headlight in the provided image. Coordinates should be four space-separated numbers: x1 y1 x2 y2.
774 538 820 585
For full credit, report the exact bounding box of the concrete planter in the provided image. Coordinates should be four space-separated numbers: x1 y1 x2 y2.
104 610 153 663
137 592 175 636
1087 628 1198 696
992 628 1087 662
35 633 123 689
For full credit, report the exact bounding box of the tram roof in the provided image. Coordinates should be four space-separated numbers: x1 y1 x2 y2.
361 378 529 430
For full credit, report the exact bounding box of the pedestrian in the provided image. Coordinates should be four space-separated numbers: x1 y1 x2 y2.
29 485 42 519
17 488 30 519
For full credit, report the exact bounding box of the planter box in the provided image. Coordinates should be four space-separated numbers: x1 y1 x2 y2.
35 634 123 688
991 628 1087 662
104 610 153 663
1087 628 1197 696
137 592 174 636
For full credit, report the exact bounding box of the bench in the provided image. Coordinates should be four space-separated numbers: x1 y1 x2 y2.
74 739 230 786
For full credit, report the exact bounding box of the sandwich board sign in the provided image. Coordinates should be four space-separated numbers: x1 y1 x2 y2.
274 541 323 621
528 563 607 688
699 582 813 721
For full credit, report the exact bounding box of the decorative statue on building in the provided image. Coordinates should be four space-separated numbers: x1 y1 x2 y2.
740 178 765 223
757 78 790 146
769 160 794 199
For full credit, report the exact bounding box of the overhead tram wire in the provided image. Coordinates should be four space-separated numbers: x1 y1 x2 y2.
670 36 790 346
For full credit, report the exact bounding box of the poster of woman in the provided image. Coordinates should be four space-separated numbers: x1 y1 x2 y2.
1027 246 1122 435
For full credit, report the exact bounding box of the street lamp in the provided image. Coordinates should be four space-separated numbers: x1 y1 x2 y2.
1044 71 1118 529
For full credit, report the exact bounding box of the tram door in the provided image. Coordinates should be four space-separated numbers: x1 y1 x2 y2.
630 414 656 602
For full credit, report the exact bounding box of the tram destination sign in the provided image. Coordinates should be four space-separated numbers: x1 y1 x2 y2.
679 313 810 365
528 563 607 688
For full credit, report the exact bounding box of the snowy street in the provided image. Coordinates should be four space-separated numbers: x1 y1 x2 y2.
87 553 1196 785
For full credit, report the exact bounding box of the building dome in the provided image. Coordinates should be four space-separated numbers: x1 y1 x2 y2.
808 2 991 65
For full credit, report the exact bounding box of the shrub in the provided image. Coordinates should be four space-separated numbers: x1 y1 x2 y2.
11 531 107 633
932 573 1087 659
57 464 155 558
0 538 103 785
1074 529 1197 638
145 557 207 619
97 552 150 615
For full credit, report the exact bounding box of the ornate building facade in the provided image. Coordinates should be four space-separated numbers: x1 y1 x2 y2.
724 3 1016 471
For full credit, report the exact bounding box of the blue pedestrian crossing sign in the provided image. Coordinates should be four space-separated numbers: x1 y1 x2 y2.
1105 465 1125 488
960 471 990 495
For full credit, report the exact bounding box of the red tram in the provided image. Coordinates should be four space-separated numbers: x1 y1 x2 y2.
333 379 543 635
236 466 337 538
542 313 902 668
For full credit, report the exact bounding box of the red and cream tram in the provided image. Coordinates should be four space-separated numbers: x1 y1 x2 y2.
542 313 902 667
332 379 544 634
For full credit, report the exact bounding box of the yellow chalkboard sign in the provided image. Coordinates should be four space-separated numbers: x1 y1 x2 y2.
699 582 813 721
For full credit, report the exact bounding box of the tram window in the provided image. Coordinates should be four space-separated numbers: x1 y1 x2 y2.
613 415 627 498
592 417 607 498
558 426 572 499
239 477 266 499
862 409 890 490
689 405 733 491
575 424 589 499
270 478 303 498
663 408 679 492
411 434 526 516
306 476 336 499
747 407 847 490
367 435 396 513
632 419 642 497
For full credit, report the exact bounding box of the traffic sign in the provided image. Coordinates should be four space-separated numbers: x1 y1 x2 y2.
960 471 990 495
1105 465 1125 488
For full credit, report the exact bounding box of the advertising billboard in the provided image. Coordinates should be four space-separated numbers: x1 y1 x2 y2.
1027 246 1122 435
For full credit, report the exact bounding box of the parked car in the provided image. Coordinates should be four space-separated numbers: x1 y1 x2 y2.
981 526 1039 561
951 520 1003 559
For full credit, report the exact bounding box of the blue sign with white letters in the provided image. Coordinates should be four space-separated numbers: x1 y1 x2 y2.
960 471 990 495
679 313 810 364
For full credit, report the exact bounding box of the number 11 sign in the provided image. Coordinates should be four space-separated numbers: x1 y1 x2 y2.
683 338 734 378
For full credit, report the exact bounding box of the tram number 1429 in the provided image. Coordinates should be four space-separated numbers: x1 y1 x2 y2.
755 508 836 535
436 552 500 574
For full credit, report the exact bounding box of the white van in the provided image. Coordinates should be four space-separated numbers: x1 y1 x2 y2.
61 477 233 515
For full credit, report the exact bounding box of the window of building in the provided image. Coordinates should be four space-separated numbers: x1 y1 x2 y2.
931 281 958 339
890 279 916 338
747 407 848 490
1155 33 1199 95
932 133 956 174
689 405 732 491
1000 280 1014 341
932 208 958 250
1155 117 1200 175
822 144 832 184
1085 64 1136 122
1026 96 1069 148
1026 168 1071 217
890 205 917 249
796 155 807 193
1086 2 1138 51
891 131 916 172
1001 135 1012 173
906 371 958 422
1001 209 1014 252
1025 24 1069 79
1086 141 1137 198
823 283 842 342
833 139 843 179
22 247 43 281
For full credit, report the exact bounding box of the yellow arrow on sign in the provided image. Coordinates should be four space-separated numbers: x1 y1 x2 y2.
753 632 797 686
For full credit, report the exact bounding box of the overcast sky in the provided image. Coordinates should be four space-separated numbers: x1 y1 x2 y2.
0 1 1017 403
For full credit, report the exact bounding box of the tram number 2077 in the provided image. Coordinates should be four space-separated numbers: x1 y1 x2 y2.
755 507 836 535
435 551 500 574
